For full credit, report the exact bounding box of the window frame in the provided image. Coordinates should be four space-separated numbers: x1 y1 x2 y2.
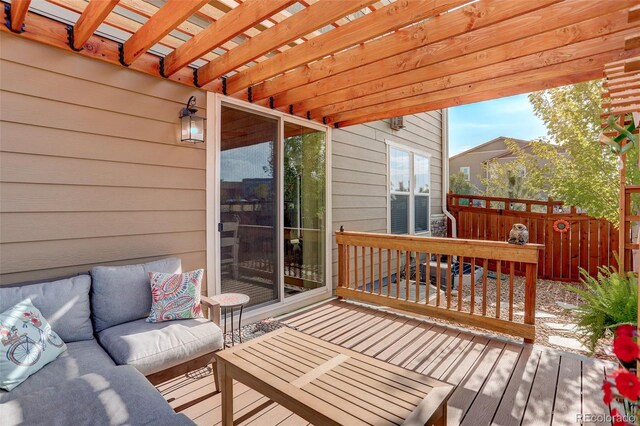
460 166 470 181
386 140 432 236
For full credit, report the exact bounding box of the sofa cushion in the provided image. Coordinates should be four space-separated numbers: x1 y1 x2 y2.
0 366 188 426
97 318 223 376
91 258 182 332
0 300 68 391
0 339 115 403
0 275 93 342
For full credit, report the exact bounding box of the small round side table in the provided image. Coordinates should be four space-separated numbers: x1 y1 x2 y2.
211 293 250 348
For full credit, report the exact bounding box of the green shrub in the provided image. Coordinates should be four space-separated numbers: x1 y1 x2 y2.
566 265 638 354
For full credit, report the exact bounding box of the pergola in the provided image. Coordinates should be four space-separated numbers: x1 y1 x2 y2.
2 0 639 129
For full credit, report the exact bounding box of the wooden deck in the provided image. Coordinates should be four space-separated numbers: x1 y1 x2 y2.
158 299 614 425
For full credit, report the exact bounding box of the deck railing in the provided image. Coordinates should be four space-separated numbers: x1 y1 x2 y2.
336 230 543 342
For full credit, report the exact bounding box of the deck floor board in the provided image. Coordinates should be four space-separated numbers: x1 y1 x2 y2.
159 299 616 425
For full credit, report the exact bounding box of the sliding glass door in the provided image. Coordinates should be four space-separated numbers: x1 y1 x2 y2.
215 99 328 311
283 123 326 297
219 106 279 308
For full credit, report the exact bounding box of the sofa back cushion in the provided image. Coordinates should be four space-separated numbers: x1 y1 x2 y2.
0 275 93 342
91 258 182 332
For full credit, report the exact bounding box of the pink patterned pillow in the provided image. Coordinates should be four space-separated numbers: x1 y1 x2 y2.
146 270 203 323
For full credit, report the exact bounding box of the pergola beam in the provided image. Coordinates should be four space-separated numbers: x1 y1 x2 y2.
0 9 215 91
306 17 639 119
247 0 562 104
328 47 640 127
6 0 31 33
338 69 603 127
69 0 119 51
120 0 210 66
219 0 471 94
279 0 637 112
160 0 296 78
194 0 377 88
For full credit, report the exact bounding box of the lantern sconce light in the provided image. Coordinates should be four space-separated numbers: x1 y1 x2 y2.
180 96 205 144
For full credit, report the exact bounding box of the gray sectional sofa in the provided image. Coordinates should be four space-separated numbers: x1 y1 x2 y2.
0 258 224 426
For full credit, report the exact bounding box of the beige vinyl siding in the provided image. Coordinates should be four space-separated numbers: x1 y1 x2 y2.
0 33 207 287
330 111 444 288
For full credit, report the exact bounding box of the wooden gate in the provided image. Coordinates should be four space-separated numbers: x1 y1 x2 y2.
447 194 622 282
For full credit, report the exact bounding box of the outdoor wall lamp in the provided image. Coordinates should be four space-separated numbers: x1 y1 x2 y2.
180 96 205 143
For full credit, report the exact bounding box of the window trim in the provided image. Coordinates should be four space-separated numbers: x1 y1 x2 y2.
386 140 432 236
460 166 470 181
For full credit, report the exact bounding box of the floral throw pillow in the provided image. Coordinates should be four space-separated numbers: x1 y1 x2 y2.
0 299 67 391
147 270 204 323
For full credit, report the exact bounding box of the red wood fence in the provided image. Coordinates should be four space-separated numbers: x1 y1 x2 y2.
447 193 623 282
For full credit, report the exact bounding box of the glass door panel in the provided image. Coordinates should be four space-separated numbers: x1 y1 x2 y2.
219 106 279 308
283 122 326 297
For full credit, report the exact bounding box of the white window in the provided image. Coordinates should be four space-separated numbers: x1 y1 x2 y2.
460 166 470 181
388 144 431 235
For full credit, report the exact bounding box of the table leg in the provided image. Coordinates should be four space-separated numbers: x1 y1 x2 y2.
219 362 233 426
238 305 244 343
223 307 228 349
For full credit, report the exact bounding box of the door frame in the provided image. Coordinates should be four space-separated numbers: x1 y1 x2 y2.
206 92 333 321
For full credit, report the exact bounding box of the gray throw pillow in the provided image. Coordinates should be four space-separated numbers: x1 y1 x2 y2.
0 275 93 342
90 258 182 332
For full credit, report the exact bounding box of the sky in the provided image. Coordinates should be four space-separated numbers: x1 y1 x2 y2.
448 94 548 157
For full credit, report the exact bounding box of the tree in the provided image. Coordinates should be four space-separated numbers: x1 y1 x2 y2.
449 172 473 195
484 81 638 225
479 147 546 202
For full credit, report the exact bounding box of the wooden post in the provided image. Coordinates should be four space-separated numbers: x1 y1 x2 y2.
337 226 345 297
523 263 537 344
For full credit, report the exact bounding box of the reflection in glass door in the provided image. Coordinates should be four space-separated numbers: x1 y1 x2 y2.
219 106 279 308
283 122 326 297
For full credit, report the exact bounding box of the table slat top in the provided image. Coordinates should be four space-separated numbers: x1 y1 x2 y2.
216 327 454 425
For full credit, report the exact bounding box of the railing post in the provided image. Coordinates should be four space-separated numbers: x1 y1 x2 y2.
337 226 345 298
524 262 537 344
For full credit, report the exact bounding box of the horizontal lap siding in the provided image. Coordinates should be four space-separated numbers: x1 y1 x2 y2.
0 33 207 287
331 111 444 289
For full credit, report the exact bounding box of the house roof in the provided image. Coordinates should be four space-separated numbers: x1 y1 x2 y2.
2 0 639 128
449 136 529 161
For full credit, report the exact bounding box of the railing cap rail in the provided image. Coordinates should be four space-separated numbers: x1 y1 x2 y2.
336 231 543 264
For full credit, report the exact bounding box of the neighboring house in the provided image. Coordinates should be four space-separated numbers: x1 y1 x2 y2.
0 33 446 323
449 136 530 193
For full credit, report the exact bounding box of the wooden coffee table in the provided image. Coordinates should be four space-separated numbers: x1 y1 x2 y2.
215 328 453 425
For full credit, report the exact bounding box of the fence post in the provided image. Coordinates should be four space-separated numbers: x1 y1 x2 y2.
524 262 537 344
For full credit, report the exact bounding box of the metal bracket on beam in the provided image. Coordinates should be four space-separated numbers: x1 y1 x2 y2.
247 87 253 103
192 68 202 87
334 123 339 129
289 105 294 115
306 111 311 120
221 77 227 95
117 43 130 66
322 117 327 125
66 26 83 52
159 57 168 78
269 97 275 109
5 4 24 33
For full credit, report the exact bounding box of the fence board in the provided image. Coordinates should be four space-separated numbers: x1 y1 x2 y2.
447 194 617 282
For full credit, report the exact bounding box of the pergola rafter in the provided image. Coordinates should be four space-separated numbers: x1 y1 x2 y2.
160 0 296 78
193 0 377 88
297 7 637 118
249 0 561 105
119 0 209 66
217 0 472 95
2 0 637 128
68 0 119 51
